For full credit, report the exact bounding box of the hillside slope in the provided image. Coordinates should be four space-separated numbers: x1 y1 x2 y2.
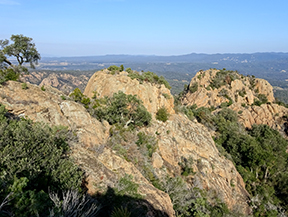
0 71 252 215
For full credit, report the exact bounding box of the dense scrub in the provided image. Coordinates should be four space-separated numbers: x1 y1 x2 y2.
0 104 88 216
70 88 152 129
178 104 288 216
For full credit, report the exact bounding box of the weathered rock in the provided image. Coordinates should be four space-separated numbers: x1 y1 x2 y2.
21 71 90 94
181 69 288 134
152 152 164 169
144 114 251 214
0 81 175 217
230 103 288 132
182 69 274 108
84 70 175 116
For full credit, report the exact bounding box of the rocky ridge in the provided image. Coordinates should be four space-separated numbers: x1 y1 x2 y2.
0 71 252 216
0 81 174 216
182 69 288 133
20 71 90 94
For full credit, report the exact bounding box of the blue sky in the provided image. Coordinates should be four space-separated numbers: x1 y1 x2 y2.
1 0 288 57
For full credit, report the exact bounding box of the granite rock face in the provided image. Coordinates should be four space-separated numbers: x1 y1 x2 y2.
181 69 288 134
0 78 253 216
181 69 274 108
20 71 90 94
144 114 250 214
0 81 175 217
83 70 175 117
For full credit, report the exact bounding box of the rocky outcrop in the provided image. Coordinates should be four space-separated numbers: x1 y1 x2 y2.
0 78 252 216
230 103 288 131
20 71 90 94
182 69 274 108
0 81 175 216
83 69 175 116
181 69 288 133
144 114 250 214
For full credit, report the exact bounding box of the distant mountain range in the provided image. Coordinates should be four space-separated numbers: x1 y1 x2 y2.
39 52 288 89
42 52 288 64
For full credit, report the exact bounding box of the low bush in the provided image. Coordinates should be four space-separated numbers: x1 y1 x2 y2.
156 107 169 122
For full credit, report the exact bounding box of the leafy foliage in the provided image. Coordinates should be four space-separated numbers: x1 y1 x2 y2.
253 94 268 106
210 69 239 89
0 35 40 75
0 104 83 216
91 91 151 128
127 70 171 89
69 88 91 108
212 108 288 216
189 82 198 93
156 107 169 122
0 68 19 84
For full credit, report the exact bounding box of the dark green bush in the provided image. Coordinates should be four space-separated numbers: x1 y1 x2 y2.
107 65 120 71
213 108 288 215
0 68 20 84
0 104 83 216
189 82 198 93
127 70 171 90
92 91 151 128
156 107 169 122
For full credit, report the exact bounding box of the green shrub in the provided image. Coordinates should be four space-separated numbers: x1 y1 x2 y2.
210 69 239 89
114 174 142 199
0 68 20 84
257 94 268 104
127 70 171 89
178 157 196 176
189 82 198 93
21 82 28 89
162 93 171 99
120 64 124 72
91 91 151 128
156 107 169 122
41 85 46 91
0 104 83 216
136 132 158 158
125 67 132 73
238 88 246 97
108 65 120 71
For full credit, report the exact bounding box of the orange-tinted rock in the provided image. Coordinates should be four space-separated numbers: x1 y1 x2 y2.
84 70 175 117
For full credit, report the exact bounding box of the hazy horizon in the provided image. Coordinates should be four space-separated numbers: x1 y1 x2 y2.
1 0 288 57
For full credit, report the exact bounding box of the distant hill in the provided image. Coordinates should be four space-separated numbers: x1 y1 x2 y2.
38 52 288 96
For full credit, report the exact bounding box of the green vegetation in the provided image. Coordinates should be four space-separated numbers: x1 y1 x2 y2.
159 176 231 217
178 157 196 176
41 85 46 91
69 87 91 108
0 35 40 84
189 82 198 93
0 104 85 216
21 82 28 89
253 94 268 106
91 91 151 128
127 70 171 89
209 69 239 89
178 104 288 215
212 109 288 216
156 107 169 122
